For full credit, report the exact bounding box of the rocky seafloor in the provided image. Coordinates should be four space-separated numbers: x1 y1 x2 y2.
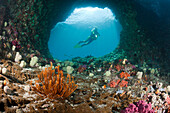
0 55 170 113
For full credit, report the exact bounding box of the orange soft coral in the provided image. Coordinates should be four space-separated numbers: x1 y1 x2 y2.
30 62 78 99
109 79 120 88
120 72 130 79
166 96 170 104
109 81 117 88
119 80 128 87
109 79 128 88
115 64 122 71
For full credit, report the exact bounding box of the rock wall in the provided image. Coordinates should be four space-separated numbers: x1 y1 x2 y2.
134 1 170 73
0 0 169 74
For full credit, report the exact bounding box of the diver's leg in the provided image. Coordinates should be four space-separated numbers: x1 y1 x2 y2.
81 43 88 47
81 40 92 47
79 36 90 44
78 40 86 44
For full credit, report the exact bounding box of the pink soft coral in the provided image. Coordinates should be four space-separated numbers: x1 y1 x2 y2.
121 100 154 113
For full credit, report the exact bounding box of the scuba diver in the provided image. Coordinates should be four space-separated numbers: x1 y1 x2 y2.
74 27 100 48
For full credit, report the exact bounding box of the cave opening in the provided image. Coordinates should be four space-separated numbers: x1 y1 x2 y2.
48 7 122 61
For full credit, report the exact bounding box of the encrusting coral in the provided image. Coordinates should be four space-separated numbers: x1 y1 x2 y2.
30 62 78 99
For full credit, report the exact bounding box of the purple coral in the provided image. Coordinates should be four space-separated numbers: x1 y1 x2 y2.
129 104 138 112
12 40 21 49
121 100 154 113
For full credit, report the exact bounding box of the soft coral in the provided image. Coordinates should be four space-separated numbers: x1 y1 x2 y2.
121 100 154 113
12 39 21 49
120 72 130 79
109 79 128 88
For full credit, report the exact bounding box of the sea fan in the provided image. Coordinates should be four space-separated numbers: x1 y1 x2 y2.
30 62 78 99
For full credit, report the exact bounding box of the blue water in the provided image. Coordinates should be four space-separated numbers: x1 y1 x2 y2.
48 7 122 61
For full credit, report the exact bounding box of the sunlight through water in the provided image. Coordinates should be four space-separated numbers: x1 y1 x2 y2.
48 7 122 61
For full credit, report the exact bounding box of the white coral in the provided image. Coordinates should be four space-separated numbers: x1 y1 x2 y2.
20 60 27 68
66 66 74 74
30 56 38 67
15 52 22 63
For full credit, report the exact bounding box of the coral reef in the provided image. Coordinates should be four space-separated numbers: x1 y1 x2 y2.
0 58 169 112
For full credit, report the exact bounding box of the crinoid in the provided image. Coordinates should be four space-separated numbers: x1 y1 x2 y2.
30 62 78 99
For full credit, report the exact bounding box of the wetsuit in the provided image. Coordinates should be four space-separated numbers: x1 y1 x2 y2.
78 28 100 47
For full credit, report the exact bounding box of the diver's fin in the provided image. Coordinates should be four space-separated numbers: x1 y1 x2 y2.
74 44 81 48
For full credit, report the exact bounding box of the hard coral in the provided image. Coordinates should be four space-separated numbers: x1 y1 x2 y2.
30 62 78 99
